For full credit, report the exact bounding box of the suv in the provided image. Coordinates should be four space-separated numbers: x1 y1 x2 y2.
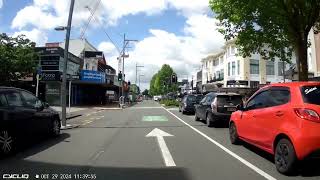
0 87 61 156
179 94 204 114
195 92 242 127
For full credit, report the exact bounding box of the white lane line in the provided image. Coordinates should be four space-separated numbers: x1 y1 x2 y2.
163 107 276 180
130 107 164 109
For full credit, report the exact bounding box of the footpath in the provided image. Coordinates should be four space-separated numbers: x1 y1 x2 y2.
51 102 121 120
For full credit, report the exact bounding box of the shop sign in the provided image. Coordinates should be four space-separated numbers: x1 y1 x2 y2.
81 70 106 83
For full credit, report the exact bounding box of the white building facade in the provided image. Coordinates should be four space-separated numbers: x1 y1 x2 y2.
201 40 293 89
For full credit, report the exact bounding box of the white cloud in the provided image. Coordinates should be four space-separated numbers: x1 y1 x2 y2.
0 0 3 9
10 0 223 90
101 14 224 91
98 41 118 57
11 0 210 31
12 28 48 46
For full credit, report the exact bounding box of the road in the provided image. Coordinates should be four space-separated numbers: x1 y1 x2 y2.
0 100 320 180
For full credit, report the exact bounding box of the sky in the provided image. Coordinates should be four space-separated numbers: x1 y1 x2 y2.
0 0 225 91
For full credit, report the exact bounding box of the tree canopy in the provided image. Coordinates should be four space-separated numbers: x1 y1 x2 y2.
149 64 178 96
210 0 320 80
0 33 38 85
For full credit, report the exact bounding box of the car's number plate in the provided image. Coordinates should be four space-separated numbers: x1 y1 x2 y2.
227 107 236 112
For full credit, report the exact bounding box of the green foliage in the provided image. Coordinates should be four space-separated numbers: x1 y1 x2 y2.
149 64 178 96
130 84 139 94
209 0 320 81
0 33 38 85
142 89 149 96
160 99 179 107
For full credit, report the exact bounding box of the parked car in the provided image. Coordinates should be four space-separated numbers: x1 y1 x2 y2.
195 92 242 127
179 94 203 114
0 87 61 157
153 95 162 101
229 82 320 175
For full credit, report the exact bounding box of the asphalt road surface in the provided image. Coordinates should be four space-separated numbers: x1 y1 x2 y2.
1 100 320 180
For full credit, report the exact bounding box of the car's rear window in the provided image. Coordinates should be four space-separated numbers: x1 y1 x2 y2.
301 86 320 105
187 95 196 102
217 95 243 105
195 95 204 103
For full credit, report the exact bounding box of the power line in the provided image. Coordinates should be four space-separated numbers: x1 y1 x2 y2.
80 0 102 39
85 6 121 54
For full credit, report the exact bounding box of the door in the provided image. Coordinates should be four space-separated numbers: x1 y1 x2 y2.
3 91 31 137
200 94 215 119
19 90 50 134
252 88 291 150
239 90 270 143
196 96 207 119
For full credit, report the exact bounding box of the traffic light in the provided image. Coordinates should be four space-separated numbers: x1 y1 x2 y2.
118 72 122 81
128 81 131 86
171 74 177 83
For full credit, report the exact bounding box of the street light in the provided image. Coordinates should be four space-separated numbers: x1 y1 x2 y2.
55 0 75 129
139 74 144 94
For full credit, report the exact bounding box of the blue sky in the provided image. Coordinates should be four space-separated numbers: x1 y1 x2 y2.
0 0 225 90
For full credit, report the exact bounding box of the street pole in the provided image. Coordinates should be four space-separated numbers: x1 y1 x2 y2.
283 61 286 82
122 34 125 101
61 0 75 128
36 74 39 97
139 75 144 93
135 63 144 85
68 80 71 115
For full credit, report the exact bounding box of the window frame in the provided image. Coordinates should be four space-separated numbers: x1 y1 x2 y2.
250 59 259 74
5 91 24 107
266 61 275 75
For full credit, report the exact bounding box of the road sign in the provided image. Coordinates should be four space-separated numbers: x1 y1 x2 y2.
146 128 176 167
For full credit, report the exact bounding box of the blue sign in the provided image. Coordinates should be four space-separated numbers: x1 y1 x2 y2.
81 70 106 83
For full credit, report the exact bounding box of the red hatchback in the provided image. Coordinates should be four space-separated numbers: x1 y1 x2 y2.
229 82 320 175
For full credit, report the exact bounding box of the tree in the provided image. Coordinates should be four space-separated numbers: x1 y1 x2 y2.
210 0 320 81
0 33 38 85
149 73 158 96
149 64 178 95
142 89 149 96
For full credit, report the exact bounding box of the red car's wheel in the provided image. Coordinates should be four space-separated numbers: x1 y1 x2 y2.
229 122 240 144
275 138 298 175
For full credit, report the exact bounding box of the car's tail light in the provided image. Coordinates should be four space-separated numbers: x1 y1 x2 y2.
294 108 320 123
211 98 217 112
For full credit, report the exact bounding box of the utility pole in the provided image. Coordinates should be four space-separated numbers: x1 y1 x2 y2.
139 74 144 93
119 34 138 106
136 63 144 85
61 0 75 128
122 33 125 99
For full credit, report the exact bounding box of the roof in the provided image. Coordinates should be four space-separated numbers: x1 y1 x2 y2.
264 82 320 88
214 92 241 96
0 86 31 92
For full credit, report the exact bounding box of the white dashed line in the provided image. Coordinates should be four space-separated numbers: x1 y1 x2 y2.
163 107 277 180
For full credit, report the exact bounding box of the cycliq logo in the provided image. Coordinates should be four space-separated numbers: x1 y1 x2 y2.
2 174 29 179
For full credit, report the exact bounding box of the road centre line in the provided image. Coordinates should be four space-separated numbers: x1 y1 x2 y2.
163 107 276 180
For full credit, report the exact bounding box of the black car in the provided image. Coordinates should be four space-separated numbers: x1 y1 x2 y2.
195 92 242 127
0 87 61 156
179 94 204 114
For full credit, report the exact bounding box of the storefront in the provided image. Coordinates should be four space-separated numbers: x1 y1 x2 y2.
36 47 81 106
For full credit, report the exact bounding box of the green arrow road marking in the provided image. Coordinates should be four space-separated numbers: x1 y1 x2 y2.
142 116 168 122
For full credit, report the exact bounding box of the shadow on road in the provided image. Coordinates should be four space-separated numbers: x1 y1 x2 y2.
1 133 70 161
